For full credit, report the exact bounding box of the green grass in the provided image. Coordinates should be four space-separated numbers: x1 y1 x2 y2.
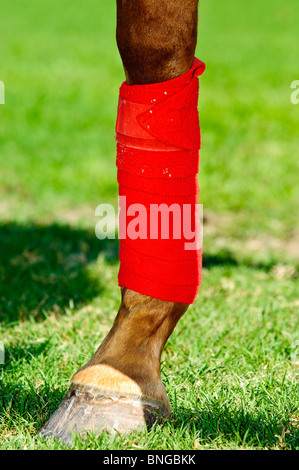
0 0 298 450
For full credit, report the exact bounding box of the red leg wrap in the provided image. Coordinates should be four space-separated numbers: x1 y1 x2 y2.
116 58 206 304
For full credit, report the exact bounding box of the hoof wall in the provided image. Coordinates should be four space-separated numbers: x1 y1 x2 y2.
39 384 170 445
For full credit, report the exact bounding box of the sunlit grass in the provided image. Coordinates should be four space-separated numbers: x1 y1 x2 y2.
0 0 298 450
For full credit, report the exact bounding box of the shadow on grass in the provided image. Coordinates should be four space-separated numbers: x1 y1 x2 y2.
0 222 119 325
0 379 67 434
0 222 284 326
0 376 297 449
203 247 281 271
170 402 298 450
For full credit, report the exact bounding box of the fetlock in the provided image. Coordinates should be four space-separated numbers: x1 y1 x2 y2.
71 288 188 408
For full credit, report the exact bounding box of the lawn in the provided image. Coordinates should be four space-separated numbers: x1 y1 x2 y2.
0 0 298 450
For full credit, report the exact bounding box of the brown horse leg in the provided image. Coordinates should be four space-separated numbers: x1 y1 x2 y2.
40 0 199 444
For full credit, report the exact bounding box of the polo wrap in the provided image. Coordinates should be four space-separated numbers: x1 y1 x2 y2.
115 58 205 304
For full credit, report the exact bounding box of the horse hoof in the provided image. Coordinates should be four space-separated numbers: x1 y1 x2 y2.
39 383 170 445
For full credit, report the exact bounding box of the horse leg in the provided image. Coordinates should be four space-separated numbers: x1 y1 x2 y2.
40 0 200 444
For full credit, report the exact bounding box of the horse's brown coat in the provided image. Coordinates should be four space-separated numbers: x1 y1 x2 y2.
41 1 200 441
116 0 199 84
72 0 200 407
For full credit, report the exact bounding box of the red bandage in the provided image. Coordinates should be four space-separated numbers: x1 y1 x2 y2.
116 58 205 304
